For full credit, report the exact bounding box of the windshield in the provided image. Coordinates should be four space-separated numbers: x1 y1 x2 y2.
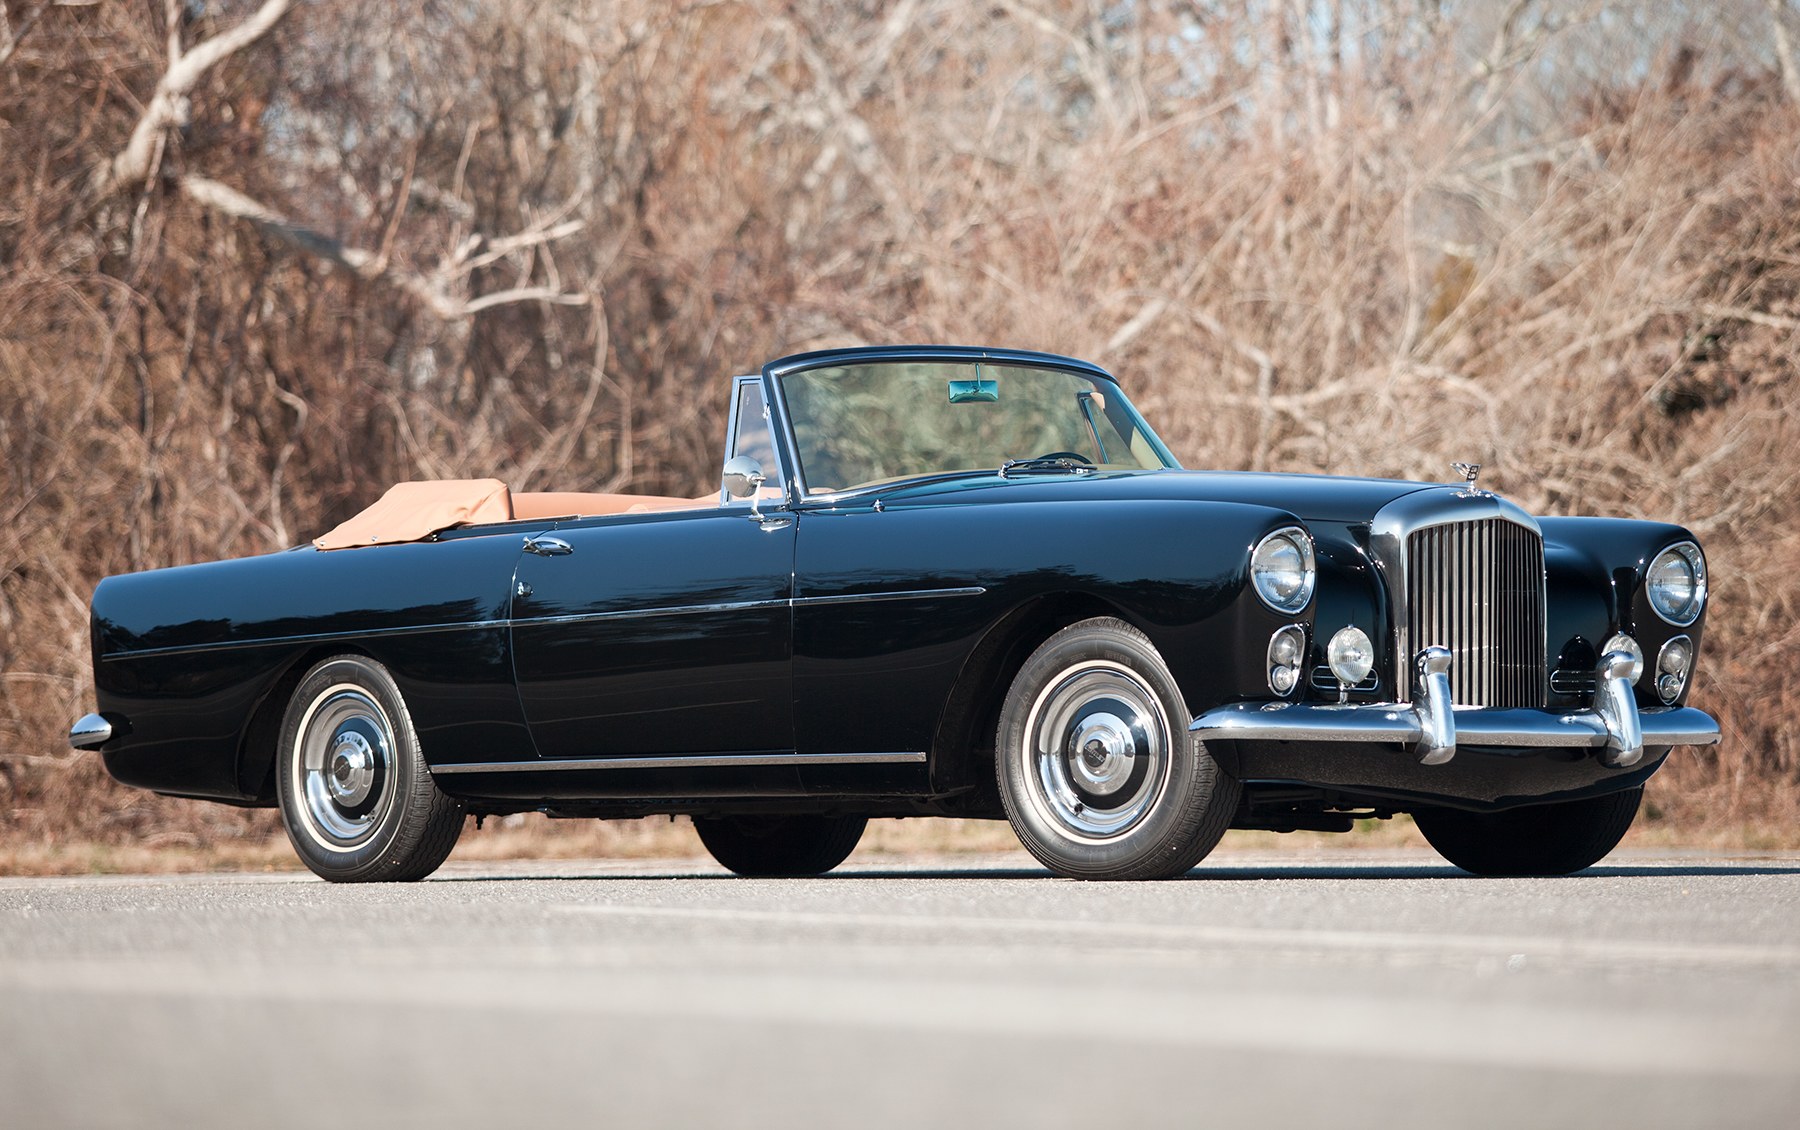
778 360 1174 495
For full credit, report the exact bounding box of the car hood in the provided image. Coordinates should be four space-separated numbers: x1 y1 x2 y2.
862 468 1443 524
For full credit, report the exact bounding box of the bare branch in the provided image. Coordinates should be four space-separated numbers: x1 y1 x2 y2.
1694 303 1800 332
177 176 588 320
0 2 49 70
1464 0 1603 116
91 0 294 199
852 0 921 100
995 0 1119 127
0 0 97 69
1104 296 1168 354
458 218 586 274
177 174 377 272
461 287 590 316
780 12 915 232
1768 0 1800 105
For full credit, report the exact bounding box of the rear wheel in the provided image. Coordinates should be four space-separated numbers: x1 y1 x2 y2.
276 655 463 882
694 814 867 877
996 618 1239 880
1414 787 1642 877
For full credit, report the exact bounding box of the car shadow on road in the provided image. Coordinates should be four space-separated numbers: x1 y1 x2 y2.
1184 863 1800 880
426 861 1800 883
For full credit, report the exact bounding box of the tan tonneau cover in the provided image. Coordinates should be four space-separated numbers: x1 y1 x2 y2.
313 480 716 550
314 479 513 550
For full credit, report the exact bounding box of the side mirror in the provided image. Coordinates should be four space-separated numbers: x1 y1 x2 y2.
721 455 766 500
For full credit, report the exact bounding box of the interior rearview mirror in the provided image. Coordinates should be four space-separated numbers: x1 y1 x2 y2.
948 378 999 404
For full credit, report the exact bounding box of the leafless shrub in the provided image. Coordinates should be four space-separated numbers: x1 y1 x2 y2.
3 0 1797 854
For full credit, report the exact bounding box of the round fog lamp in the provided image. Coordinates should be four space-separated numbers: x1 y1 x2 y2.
1327 626 1375 688
1603 633 1644 682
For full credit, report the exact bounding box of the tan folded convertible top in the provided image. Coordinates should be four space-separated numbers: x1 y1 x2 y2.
313 479 716 550
314 479 515 550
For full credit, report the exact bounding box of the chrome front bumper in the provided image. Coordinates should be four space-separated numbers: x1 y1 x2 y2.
1192 646 1720 769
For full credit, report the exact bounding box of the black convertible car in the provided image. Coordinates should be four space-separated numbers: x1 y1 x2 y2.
71 345 1719 881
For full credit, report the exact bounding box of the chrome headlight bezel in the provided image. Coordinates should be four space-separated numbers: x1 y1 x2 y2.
1655 635 1694 705
1646 541 1707 627
1266 624 1307 697
1250 526 1316 614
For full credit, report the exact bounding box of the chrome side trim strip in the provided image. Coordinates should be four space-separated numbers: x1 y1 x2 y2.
432 751 928 775
792 586 986 607
102 618 513 662
517 599 790 629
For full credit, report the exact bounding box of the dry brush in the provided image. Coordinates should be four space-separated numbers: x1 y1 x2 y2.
2 0 1796 857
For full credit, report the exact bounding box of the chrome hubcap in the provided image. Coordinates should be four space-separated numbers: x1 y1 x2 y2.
327 731 376 807
1070 712 1138 797
1023 661 1172 840
294 686 394 850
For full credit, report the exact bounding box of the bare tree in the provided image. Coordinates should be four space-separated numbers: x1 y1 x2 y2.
3 0 1799 858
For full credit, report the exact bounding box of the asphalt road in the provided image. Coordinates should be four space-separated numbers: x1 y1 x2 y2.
2 848 1797 1129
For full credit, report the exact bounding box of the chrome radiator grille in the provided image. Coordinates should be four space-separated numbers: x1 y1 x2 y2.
1405 519 1546 707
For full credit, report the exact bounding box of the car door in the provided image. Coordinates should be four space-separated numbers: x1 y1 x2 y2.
790 502 994 760
509 383 793 763
509 504 796 760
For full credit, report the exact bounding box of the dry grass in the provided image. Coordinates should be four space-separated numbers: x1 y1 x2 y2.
7 795 1795 878
3 1 1799 857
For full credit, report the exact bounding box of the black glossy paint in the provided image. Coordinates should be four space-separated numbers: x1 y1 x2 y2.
1539 517 1707 708
511 509 795 757
788 488 1299 758
94 529 534 801
81 345 1713 822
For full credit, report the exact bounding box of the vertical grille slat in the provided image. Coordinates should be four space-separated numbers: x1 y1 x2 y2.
1404 518 1544 708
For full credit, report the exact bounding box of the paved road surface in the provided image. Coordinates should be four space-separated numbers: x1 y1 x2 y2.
2 848 1797 1128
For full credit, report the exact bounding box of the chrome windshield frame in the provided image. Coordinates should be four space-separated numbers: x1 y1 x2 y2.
759 345 1179 504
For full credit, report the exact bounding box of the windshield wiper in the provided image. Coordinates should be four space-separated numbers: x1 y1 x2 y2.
999 457 1095 478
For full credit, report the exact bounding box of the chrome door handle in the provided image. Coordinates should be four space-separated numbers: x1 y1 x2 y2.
522 536 573 557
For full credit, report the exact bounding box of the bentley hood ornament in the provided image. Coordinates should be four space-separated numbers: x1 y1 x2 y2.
1451 461 1492 498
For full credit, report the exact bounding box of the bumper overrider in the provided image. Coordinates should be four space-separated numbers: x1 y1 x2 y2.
1191 646 1720 769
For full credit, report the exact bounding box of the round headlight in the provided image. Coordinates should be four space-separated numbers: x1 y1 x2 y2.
1602 632 1644 683
1250 527 1316 613
1327 626 1375 687
1646 541 1706 627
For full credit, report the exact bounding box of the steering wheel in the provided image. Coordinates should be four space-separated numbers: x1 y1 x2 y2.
1031 451 1094 464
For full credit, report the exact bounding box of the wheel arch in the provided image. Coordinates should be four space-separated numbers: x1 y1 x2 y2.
235 644 378 804
928 591 1138 805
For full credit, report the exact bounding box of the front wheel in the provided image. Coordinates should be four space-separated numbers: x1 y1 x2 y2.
1414 787 1642 877
996 618 1239 880
693 814 867 877
276 655 464 882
